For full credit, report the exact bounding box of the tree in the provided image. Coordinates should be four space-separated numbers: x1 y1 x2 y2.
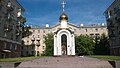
43 33 54 56
22 25 32 38
93 33 110 55
75 35 95 55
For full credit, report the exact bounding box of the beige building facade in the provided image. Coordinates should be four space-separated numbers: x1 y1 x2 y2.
104 0 120 55
0 0 26 58
22 23 108 56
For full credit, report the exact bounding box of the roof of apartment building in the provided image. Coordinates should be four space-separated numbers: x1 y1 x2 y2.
30 23 107 29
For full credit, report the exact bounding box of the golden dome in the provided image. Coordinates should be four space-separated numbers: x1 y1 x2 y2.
59 12 68 21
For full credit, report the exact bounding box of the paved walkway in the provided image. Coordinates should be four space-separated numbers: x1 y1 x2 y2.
17 56 113 68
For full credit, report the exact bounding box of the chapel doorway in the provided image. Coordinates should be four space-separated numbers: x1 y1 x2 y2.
61 34 67 55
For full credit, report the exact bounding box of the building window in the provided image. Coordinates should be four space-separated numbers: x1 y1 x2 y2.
38 35 40 38
37 51 39 56
85 29 87 32
10 44 12 49
32 46 34 50
43 30 45 33
95 33 99 36
43 35 45 38
114 5 120 13
32 35 34 38
4 32 7 37
27 40 29 44
95 28 98 32
32 51 34 56
0 23 1 28
33 30 35 32
26 51 28 55
48 29 50 33
4 42 6 49
43 46 45 49
79 28 83 32
11 33 13 40
38 30 40 33
90 34 94 37
0 5 2 11
15 45 17 50
21 46 23 50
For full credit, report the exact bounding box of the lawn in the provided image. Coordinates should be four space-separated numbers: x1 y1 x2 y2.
0 56 46 62
88 55 120 61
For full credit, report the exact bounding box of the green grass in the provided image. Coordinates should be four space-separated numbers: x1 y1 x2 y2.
88 55 120 61
0 56 46 62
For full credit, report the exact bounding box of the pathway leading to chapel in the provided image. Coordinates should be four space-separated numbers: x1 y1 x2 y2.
17 56 113 68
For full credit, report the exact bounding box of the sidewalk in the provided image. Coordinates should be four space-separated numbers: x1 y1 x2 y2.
17 56 113 68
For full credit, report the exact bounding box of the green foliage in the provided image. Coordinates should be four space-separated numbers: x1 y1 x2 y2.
43 33 54 56
93 33 110 55
75 35 95 55
0 56 45 62
88 55 120 61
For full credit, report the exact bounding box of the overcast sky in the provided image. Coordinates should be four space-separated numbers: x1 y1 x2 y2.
18 0 114 26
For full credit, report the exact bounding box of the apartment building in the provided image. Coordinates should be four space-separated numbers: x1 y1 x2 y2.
104 0 120 55
22 23 107 56
0 0 26 58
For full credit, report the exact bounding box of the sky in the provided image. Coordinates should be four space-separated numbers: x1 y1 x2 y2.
17 0 114 27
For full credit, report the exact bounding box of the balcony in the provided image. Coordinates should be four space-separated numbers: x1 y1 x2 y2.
4 25 9 32
37 42 40 47
4 24 13 32
16 30 21 36
20 17 26 23
17 12 21 18
31 38 35 41
37 38 40 41
7 2 14 12
5 13 14 21
18 16 26 23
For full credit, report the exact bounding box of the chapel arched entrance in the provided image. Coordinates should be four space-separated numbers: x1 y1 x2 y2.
61 34 67 55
